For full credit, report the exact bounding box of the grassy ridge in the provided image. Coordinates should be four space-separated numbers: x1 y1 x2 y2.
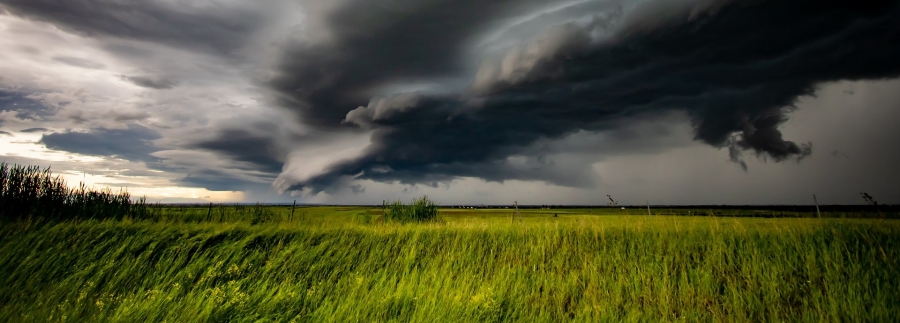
1 214 898 322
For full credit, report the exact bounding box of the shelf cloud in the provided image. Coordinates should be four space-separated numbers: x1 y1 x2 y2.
273 0 900 194
2 0 899 203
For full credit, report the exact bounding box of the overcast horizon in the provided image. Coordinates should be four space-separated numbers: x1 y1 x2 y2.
1 0 899 205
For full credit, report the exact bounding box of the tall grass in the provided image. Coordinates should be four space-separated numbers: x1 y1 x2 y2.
0 216 897 322
385 195 440 223
2 162 898 321
0 162 149 221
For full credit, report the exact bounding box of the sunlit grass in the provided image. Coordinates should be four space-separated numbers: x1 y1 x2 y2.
1 209 898 322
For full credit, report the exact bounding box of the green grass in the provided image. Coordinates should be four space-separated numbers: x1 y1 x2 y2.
1 209 898 322
0 162 150 221
385 196 439 223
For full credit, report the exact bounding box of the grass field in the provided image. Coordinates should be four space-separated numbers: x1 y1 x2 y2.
1 207 898 322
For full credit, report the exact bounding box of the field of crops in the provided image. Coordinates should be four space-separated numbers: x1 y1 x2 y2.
1 207 898 322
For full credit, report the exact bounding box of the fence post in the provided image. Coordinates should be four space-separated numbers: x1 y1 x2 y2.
291 200 296 222
813 194 821 218
513 201 520 223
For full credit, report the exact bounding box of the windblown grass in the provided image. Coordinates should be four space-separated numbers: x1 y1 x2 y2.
385 195 440 223
0 162 149 221
0 162 287 223
0 214 897 322
2 163 898 321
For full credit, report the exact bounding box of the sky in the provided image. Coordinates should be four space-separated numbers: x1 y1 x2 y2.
0 0 898 205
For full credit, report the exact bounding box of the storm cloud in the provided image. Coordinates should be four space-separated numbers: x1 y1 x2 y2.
120 75 176 90
52 56 106 69
19 128 48 133
0 89 51 121
40 124 162 162
188 128 286 175
268 0 574 126
274 0 900 194
0 0 266 55
3 0 899 203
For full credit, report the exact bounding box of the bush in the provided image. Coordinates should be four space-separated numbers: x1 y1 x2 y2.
355 210 373 224
385 195 440 223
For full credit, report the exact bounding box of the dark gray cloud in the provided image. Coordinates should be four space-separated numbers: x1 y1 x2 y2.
268 0 563 126
40 124 282 191
52 56 105 69
37 125 268 192
20 128 48 133
0 89 52 121
473 0 623 53
0 90 46 112
0 0 265 54
40 124 162 162
188 128 285 175
0 131 12 136
120 75 176 90
176 169 273 192
112 110 151 122
280 0 900 194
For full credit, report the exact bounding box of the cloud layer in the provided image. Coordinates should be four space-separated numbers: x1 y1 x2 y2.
2 0 899 204
275 0 900 194
1 0 265 54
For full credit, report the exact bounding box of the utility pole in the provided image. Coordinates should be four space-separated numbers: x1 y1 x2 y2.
647 201 651 216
